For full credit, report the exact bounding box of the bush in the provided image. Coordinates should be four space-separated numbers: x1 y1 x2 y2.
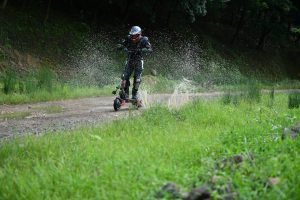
2 69 17 94
288 93 300 109
37 66 57 92
243 80 261 103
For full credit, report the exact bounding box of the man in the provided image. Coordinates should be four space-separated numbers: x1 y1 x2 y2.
118 26 152 100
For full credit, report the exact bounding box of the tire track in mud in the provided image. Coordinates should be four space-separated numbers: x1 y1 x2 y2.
0 90 299 139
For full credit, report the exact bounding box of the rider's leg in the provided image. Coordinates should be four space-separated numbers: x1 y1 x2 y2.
121 61 133 98
132 60 143 99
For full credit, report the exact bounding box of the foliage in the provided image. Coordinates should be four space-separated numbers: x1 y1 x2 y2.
0 94 299 199
291 27 300 35
0 111 30 120
288 93 300 109
1 68 17 94
181 0 208 22
0 84 113 104
36 66 56 92
31 105 63 114
0 8 89 62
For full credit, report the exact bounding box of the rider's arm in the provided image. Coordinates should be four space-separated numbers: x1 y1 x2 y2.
117 36 129 50
141 37 152 53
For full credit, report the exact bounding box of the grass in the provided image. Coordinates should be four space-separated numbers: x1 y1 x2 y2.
31 105 63 114
0 71 299 105
0 111 30 120
0 84 113 104
0 94 299 199
0 74 177 105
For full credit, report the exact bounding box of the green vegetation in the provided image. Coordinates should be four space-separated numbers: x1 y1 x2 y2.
0 67 114 104
0 111 30 120
31 105 63 114
0 7 89 61
288 93 300 109
0 84 112 104
0 94 299 199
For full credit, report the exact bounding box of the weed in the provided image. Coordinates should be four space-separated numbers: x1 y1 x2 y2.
268 87 275 107
0 94 299 199
37 66 56 92
288 93 300 109
0 111 30 120
32 105 63 114
242 80 261 103
2 69 17 94
222 92 232 105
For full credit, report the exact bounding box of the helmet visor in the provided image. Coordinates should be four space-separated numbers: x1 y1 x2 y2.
130 34 140 40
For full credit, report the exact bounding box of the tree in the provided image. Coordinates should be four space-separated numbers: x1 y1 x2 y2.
1 0 8 9
181 0 208 23
44 0 52 24
291 27 300 44
253 0 293 49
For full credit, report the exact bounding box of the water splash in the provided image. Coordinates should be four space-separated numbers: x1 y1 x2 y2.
168 78 196 108
139 89 149 108
66 34 120 86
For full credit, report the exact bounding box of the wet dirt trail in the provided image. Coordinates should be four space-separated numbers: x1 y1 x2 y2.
0 90 298 139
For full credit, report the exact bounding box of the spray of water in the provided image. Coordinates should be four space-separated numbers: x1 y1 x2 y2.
66 33 120 86
63 29 245 110
167 78 197 108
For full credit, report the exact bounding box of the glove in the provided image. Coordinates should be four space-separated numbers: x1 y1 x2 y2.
116 44 123 49
141 48 149 53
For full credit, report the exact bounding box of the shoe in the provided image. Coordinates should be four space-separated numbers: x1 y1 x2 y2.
132 89 138 100
132 94 138 100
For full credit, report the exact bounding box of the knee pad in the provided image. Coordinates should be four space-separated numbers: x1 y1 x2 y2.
133 78 141 90
121 80 126 88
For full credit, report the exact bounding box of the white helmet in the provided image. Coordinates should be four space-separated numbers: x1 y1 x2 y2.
129 26 142 35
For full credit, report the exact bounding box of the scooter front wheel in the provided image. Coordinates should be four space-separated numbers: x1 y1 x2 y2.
113 98 121 111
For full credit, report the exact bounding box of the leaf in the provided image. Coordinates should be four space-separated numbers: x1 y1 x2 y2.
90 134 102 141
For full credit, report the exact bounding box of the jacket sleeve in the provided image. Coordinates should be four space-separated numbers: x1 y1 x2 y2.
117 36 129 50
141 37 152 52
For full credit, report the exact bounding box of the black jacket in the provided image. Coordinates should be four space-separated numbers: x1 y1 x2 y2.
121 36 152 61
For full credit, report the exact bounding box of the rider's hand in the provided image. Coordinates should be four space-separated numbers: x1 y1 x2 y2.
141 48 148 53
116 44 123 49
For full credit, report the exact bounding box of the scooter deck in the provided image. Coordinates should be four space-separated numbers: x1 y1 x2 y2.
125 98 142 107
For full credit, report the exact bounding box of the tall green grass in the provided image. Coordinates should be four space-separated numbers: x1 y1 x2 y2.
1 69 17 94
288 93 300 109
0 94 299 199
0 67 114 104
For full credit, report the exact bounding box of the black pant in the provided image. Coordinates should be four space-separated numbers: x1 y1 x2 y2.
121 60 144 97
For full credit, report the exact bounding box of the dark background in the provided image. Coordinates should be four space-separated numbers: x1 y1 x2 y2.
1 0 300 78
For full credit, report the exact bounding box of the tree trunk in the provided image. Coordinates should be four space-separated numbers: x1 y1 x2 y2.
21 0 27 10
166 0 180 27
257 28 271 50
1 0 8 9
296 35 300 45
43 0 52 24
229 9 236 26
122 0 134 23
150 0 159 23
231 6 246 44
92 8 99 27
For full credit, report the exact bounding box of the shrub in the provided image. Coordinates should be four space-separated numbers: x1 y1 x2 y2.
37 66 57 92
2 69 17 94
288 93 300 109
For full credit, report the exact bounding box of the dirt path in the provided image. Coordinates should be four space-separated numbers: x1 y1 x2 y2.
0 90 299 139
